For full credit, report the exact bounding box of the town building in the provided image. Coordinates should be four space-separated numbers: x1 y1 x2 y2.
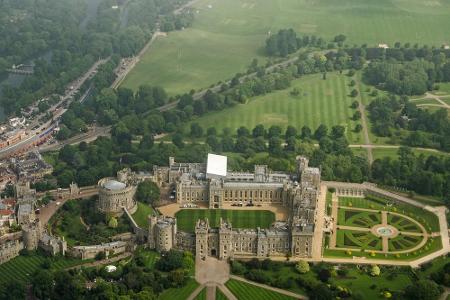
11 151 53 183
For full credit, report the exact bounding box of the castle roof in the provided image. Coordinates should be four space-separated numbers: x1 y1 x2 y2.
103 180 126 190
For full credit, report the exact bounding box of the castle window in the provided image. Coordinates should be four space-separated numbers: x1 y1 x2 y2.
260 191 262 198
245 191 247 197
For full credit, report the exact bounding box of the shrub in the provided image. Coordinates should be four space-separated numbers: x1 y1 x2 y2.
296 260 310 274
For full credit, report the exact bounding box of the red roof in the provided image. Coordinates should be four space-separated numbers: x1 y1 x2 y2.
0 209 13 216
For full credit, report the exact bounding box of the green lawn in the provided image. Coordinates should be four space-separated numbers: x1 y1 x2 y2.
188 72 364 143
432 83 450 95
175 209 275 232
226 279 296 300
410 98 440 105
0 252 83 286
329 267 412 299
123 0 450 96
159 278 199 300
131 202 153 228
194 287 207 300
216 288 228 300
336 229 382 251
338 208 381 227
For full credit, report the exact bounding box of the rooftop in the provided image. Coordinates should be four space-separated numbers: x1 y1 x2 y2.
206 153 227 178
103 179 126 191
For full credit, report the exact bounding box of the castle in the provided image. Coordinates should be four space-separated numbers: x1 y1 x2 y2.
148 154 320 259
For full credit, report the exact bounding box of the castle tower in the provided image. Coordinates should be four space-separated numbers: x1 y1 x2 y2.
296 156 309 179
254 165 269 182
195 219 210 260
256 228 268 258
22 221 41 251
148 215 157 249
218 218 233 260
208 179 223 209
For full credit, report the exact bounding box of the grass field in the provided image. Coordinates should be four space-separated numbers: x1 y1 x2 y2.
194 287 207 300
0 252 83 286
175 209 275 232
131 202 153 228
216 288 228 300
226 279 296 300
159 278 199 300
122 0 450 95
188 72 364 143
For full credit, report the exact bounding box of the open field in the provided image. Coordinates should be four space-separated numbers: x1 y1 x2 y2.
0 252 83 286
131 202 153 228
122 0 450 95
189 72 364 143
226 279 296 300
175 209 275 232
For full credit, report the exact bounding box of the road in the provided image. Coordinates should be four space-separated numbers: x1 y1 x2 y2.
38 187 98 225
0 58 109 158
39 125 111 153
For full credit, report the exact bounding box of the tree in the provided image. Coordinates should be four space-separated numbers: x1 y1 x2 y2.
354 124 363 132
295 260 310 274
182 251 194 271
108 217 118 228
404 280 441 300
370 265 380 276
31 270 53 299
351 101 359 109
136 181 160 204
310 284 333 300
168 269 186 287
331 125 345 139
237 126 250 137
301 126 312 139
314 124 328 140
285 126 297 138
252 124 265 138
0 280 26 300
350 89 359 97
190 123 204 138
172 133 184 148
353 111 362 120
318 268 331 282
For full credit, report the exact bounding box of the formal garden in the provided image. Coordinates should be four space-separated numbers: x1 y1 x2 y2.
325 193 442 260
